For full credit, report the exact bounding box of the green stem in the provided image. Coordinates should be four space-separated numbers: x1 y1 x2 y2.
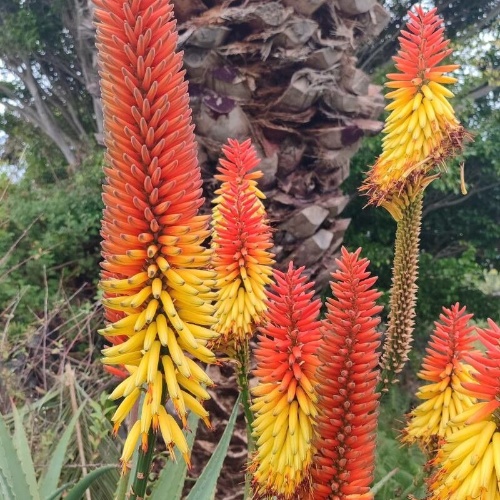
236 341 255 499
129 429 156 500
236 343 255 450
380 193 423 391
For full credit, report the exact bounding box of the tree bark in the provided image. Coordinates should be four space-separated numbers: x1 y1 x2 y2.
175 0 388 289
17 61 80 168
63 0 104 139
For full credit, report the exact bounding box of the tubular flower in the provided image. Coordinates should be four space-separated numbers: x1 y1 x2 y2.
361 6 468 220
403 303 477 450
312 247 383 500
250 263 321 499
211 138 274 349
428 320 500 499
95 0 219 471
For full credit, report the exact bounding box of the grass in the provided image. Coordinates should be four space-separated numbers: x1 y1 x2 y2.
374 385 427 499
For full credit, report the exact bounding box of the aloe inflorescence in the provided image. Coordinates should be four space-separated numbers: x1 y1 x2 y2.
95 0 219 477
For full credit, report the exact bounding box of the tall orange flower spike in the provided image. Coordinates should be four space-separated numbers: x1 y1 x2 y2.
312 247 382 500
428 319 500 499
211 138 274 349
250 263 321 499
361 6 468 220
403 304 477 450
94 0 219 471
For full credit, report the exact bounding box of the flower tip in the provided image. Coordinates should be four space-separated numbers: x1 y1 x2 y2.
104 365 129 379
141 433 149 452
120 460 130 475
202 416 212 430
362 5 468 212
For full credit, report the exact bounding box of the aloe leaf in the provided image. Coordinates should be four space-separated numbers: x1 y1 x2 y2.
150 411 200 500
63 464 117 500
12 404 41 500
186 395 241 500
39 404 86 499
113 470 129 500
0 410 32 499
0 461 16 500
1 389 62 427
44 481 73 500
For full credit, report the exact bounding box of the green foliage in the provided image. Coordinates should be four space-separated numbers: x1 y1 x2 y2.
0 406 34 499
12 404 40 499
422 103 500 268
0 400 114 500
63 465 117 500
0 148 104 332
38 406 85 498
0 0 72 58
374 387 426 499
417 249 500 342
186 395 242 500
0 112 69 184
0 7 40 54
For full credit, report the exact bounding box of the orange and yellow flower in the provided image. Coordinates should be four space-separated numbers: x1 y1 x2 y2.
312 247 382 500
95 0 219 470
361 6 468 220
250 263 321 499
403 303 477 449
211 139 274 349
429 319 500 499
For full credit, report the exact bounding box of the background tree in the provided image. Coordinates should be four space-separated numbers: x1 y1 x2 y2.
359 0 500 73
0 0 99 168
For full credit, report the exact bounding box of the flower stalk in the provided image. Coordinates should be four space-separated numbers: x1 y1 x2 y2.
130 428 156 500
235 344 255 447
210 138 274 460
361 6 472 388
380 192 422 388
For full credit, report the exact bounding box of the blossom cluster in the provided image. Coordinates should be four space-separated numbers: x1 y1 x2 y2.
93 2 485 499
361 6 467 219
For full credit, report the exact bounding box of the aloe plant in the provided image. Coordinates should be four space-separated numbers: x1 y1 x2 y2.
0 403 116 500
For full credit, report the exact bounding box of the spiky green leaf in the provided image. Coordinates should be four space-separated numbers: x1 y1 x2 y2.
44 482 73 500
63 465 117 500
12 404 40 500
38 404 85 499
0 411 32 499
186 395 241 500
